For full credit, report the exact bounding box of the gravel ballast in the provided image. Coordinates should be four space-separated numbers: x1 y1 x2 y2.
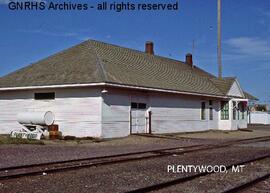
0 145 269 193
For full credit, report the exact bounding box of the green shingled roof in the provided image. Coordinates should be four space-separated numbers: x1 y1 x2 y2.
0 40 254 99
243 91 258 100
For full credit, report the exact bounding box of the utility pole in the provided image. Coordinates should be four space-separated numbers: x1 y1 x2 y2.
218 0 222 78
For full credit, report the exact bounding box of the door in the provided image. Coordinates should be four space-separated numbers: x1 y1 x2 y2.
130 102 147 134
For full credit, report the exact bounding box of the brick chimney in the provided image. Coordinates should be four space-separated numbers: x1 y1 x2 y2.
145 41 154 55
185 53 193 66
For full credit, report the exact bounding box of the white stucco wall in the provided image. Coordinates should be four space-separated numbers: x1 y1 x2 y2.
101 90 131 138
0 88 102 137
249 111 270 124
0 86 249 139
101 88 222 137
149 93 220 134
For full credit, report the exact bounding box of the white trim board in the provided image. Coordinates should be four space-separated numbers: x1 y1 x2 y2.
0 82 235 99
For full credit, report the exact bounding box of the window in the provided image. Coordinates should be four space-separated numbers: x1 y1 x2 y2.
201 102 206 120
239 102 245 120
34 92 55 100
232 101 236 120
131 102 138 109
221 101 229 120
131 102 147 110
241 106 245 119
138 103 147 109
209 100 213 120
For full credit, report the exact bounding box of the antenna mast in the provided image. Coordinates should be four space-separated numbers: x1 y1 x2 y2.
218 0 222 78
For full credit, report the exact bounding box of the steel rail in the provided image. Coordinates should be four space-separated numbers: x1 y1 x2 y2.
125 155 270 193
0 144 201 172
222 173 270 193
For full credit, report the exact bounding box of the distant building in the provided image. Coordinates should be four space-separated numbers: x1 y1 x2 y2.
0 40 257 138
249 104 269 112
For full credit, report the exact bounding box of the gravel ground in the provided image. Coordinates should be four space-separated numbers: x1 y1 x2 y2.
238 141 270 148
248 124 270 132
0 129 269 169
0 128 269 193
0 145 269 193
152 158 270 193
174 129 270 140
240 177 270 193
0 135 208 168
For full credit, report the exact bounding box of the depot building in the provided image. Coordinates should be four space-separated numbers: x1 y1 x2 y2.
0 40 257 138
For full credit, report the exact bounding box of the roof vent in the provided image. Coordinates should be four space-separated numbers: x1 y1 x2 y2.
185 53 193 66
145 41 154 55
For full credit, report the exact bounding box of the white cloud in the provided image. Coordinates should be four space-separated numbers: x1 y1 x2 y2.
78 36 91 41
225 37 270 56
19 29 78 37
18 28 94 41
198 36 270 72
259 9 270 18
256 9 270 32
222 37 270 72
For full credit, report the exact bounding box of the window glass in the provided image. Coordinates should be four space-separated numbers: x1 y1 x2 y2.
138 103 147 109
238 107 240 120
221 101 229 120
233 101 236 120
209 100 213 120
34 92 55 100
131 102 137 109
240 102 245 119
131 102 146 109
201 102 206 120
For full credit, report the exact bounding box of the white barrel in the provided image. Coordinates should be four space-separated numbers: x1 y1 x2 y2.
17 111 55 126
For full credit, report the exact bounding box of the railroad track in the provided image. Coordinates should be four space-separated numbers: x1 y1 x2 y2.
135 133 270 142
222 173 270 193
0 136 270 180
125 155 270 193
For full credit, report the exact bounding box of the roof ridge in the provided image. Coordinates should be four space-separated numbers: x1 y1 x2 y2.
0 39 244 98
88 39 187 65
87 40 108 82
87 39 219 78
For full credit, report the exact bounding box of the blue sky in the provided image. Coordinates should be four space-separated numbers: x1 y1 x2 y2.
0 0 269 104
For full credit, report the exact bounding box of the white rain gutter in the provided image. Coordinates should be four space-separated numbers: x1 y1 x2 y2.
231 98 248 102
0 82 231 99
105 83 230 99
0 83 106 91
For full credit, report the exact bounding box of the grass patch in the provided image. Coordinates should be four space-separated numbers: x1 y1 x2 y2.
0 135 44 145
62 135 107 144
